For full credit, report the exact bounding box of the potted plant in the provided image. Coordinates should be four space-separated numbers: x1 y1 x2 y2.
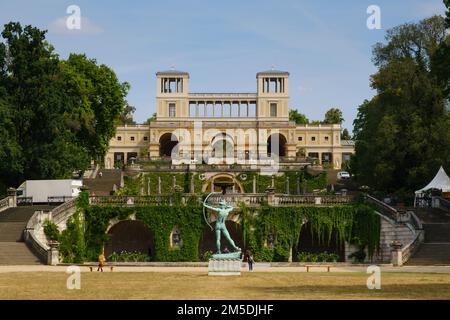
390 240 403 250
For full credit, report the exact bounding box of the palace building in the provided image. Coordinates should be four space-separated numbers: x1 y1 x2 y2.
104 70 354 169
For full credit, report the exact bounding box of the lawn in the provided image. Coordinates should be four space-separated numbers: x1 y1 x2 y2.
0 272 449 300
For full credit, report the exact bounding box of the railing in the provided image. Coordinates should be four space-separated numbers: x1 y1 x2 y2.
90 195 176 206
23 210 49 264
366 195 399 222
277 194 353 206
89 193 354 207
432 196 450 212
400 230 423 265
47 196 74 204
51 197 77 225
207 194 267 207
0 196 11 213
17 197 33 206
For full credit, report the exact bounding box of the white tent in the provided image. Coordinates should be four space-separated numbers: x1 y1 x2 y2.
415 166 450 207
415 166 450 194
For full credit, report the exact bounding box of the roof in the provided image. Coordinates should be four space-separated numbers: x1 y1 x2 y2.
256 70 290 77
156 70 189 76
416 166 450 193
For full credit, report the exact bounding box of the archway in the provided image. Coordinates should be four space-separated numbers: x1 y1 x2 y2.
202 174 244 193
211 133 234 159
198 220 244 257
293 222 345 262
267 133 287 157
104 220 155 260
159 133 178 158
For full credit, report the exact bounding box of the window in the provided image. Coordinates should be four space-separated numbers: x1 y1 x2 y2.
143 136 148 141
117 136 122 141
130 136 135 141
270 103 277 117
169 103 176 117
324 136 329 142
311 136 316 142
298 137 303 141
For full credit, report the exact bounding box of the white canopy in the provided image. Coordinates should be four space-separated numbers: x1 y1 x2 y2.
415 166 450 194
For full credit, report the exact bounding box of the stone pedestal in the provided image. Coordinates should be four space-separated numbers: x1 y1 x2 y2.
208 259 241 276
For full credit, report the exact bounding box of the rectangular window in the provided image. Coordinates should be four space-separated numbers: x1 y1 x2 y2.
298 137 303 141
270 103 277 117
130 136 135 141
324 136 329 142
169 103 176 117
117 136 122 141
311 136 316 142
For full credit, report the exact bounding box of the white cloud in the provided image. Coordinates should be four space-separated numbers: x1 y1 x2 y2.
48 17 103 35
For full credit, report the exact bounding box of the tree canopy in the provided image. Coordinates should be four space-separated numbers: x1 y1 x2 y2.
351 14 450 196
0 22 128 192
323 108 344 124
289 109 309 124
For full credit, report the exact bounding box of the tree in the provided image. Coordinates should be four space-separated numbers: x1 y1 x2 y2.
119 104 136 125
144 113 157 124
341 128 351 140
323 108 344 124
289 109 309 124
352 16 450 195
0 22 128 190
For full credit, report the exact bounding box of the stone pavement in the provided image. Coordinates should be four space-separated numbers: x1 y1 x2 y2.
1 265 450 274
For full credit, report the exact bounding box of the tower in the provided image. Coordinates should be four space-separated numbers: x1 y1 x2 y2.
256 70 289 121
155 70 190 120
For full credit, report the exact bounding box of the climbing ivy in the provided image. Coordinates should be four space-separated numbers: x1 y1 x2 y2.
241 204 379 262
237 171 327 194
63 192 380 263
81 204 204 262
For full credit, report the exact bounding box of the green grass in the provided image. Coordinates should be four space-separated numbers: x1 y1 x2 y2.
1 272 450 300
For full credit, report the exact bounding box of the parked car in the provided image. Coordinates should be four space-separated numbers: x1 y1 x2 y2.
337 171 351 180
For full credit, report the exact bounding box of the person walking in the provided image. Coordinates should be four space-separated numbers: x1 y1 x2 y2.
247 250 254 271
98 252 106 272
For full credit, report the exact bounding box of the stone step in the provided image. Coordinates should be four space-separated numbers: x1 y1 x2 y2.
0 222 25 241
0 242 42 265
424 224 450 243
406 243 450 265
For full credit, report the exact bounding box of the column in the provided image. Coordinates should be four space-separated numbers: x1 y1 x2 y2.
253 175 257 194
296 177 300 195
285 177 290 194
158 177 161 194
221 102 224 117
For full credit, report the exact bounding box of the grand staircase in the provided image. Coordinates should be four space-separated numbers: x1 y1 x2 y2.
0 206 54 265
83 169 122 196
406 208 450 265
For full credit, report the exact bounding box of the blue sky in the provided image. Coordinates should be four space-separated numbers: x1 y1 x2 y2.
0 0 447 130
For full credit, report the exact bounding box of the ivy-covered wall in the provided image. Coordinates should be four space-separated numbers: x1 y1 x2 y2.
83 204 204 262
60 192 380 263
237 171 327 194
241 204 380 262
119 171 328 196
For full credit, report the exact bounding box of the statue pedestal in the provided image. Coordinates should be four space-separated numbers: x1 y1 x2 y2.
208 258 242 276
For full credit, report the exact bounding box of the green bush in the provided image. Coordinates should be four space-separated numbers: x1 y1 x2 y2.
108 251 150 262
43 219 60 241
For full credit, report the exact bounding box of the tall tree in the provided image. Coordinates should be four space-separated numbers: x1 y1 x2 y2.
323 108 344 124
352 16 450 194
119 104 136 125
341 128 351 140
0 22 128 190
289 109 309 124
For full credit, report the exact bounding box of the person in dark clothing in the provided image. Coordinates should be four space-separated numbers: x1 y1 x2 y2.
246 250 254 271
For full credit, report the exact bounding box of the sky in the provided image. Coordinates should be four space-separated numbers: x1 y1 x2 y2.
0 0 447 130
